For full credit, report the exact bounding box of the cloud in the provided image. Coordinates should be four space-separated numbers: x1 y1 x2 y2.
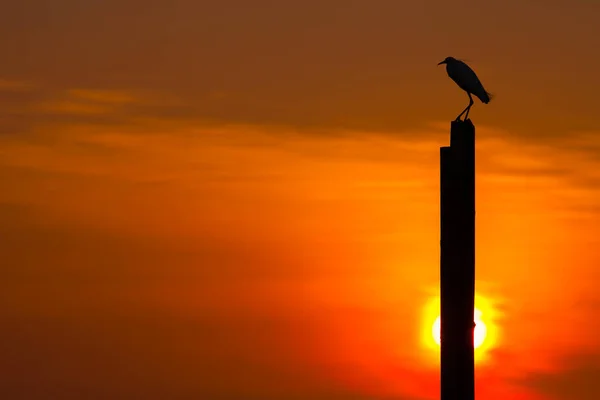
66 89 138 104
37 99 113 115
0 78 34 92
0 84 201 135
34 88 146 117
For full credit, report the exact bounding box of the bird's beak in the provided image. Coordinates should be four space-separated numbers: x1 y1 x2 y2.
437 60 446 65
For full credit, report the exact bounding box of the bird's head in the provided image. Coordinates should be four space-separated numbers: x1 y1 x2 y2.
437 56 456 65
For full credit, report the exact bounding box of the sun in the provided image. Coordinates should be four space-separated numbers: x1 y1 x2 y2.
431 308 487 349
420 295 498 365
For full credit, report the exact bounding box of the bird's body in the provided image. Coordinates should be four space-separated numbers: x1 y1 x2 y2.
445 59 490 104
438 56 492 121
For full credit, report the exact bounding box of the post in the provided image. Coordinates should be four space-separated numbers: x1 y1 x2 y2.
440 119 476 400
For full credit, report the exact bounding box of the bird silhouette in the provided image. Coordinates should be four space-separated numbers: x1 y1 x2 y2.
438 57 492 122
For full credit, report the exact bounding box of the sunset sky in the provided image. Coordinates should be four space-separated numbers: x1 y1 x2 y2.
2 1 600 399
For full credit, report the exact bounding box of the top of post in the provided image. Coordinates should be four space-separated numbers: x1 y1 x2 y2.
451 118 474 131
450 118 475 149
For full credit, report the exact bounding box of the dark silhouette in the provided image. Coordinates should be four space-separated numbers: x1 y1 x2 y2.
438 57 493 122
440 119 476 400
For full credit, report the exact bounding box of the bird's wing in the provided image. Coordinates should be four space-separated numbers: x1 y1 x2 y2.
447 61 482 93
447 60 490 102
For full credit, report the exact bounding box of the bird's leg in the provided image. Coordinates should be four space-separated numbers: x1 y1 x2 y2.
455 105 470 122
456 93 475 121
464 93 474 121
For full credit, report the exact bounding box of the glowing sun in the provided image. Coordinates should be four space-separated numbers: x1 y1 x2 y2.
432 308 487 349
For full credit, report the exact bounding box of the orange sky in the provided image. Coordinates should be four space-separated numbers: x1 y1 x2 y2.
1 1 600 399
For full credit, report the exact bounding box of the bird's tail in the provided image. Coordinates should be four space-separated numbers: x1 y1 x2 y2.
476 90 493 104
484 90 493 104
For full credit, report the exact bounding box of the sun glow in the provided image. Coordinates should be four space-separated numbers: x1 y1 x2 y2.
421 294 499 364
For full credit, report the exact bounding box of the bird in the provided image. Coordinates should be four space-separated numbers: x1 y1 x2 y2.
438 56 492 122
